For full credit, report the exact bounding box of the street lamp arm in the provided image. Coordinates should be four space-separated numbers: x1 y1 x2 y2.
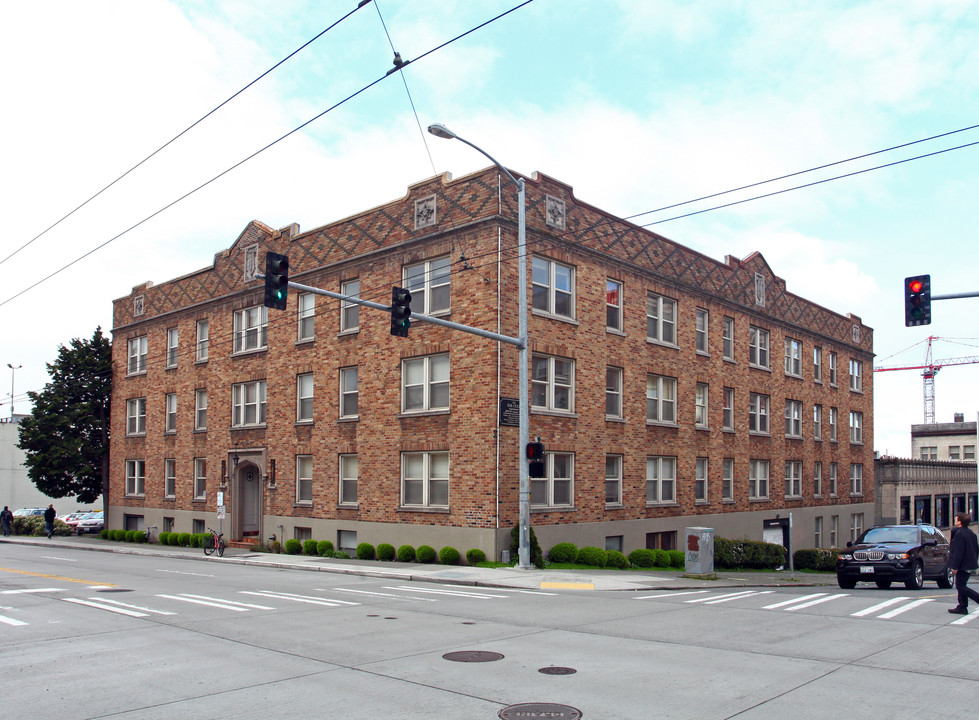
427 124 521 190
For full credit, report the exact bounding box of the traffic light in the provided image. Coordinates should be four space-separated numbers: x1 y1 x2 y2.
526 440 545 478
904 274 931 327
263 252 289 310
390 286 412 337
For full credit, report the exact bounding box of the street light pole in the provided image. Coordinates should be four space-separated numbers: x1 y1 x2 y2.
7 363 21 418
427 123 532 569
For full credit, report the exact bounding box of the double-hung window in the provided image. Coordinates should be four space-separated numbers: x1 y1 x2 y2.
850 463 863 495
339 367 359 418
695 458 708 503
297 373 314 423
813 346 822 382
405 257 451 315
339 454 358 505
749 460 769 500
849 359 863 392
829 407 838 441
646 292 677 345
196 320 209 362
232 380 267 427
164 459 176 498
530 452 574 508
784 399 802 438
722 458 734 501
340 279 359 332
646 374 677 424
829 351 838 385
606 366 623 419
296 455 313 504
722 388 735 430
784 461 802 497
749 327 770 369
126 398 146 435
403 354 449 413
814 461 823 496
722 317 735 361
128 336 147 375
695 383 709 428
165 393 177 433
829 462 839 496
194 458 206 499
532 355 573 412
606 280 622 332
646 456 676 504
402 451 449 508
195 389 207 431
297 293 315 341
126 459 146 496
749 393 770 433
605 455 622 505
233 306 268 353
784 338 802 376
695 309 709 354
532 257 574 318
849 411 863 444
166 328 179 369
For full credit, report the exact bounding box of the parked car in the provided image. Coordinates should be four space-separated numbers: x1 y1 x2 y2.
836 524 953 590
75 512 104 535
61 512 94 530
13 508 45 517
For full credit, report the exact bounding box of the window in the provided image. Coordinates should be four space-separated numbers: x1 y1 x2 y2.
196 320 209 362
405 257 451 315
749 460 769 500
646 293 677 345
195 389 207 431
749 326 770 369
340 279 359 332
297 373 314 423
749 393 770 434
784 399 802 438
339 367 359 418
126 398 146 435
850 463 863 495
296 455 313 504
950 445 961 460
127 336 147 375
194 458 206 499
965 445 976 461
784 338 802 376
294 527 312 542
606 279 622 331
695 383 709 428
166 328 179 369
829 462 838 496
339 454 358 505
695 309 709 354
814 461 823 496
722 458 734 501
849 359 863 392
829 351 838 385
849 411 863 444
813 346 822 383
532 355 573 412
830 515 839 548
126 459 146 496
919 446 937 460
646 456 676 504
850 513 864 543
164 459 176 498
232 380 267 427
722 388 735 431
531 452 574 507
605 455 622 505
695 457 708 503
829 407 838 441
722 317 735 361
297 293 315 341
646 374 677 424
814 516 823 548
165 393 177 434
532 256 574 318
233 306 268 353
606 366 623 419
784 461 802 497
403 354 449 412
402 451 449 508
813 404 822 439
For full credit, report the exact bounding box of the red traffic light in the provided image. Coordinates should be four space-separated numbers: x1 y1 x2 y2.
908 279 923 293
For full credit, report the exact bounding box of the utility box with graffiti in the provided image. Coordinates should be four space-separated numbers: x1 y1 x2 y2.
684 526 714 574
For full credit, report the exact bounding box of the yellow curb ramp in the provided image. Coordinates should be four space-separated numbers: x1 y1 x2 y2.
540 581 595 590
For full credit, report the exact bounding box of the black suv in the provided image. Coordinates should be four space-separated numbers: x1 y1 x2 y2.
836 524 953 590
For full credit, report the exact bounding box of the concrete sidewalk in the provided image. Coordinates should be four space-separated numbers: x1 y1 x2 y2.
1 534 836 591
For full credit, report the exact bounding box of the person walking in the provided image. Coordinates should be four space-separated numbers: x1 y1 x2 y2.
947 512 979 615
1 506 12 536
43 504 56 539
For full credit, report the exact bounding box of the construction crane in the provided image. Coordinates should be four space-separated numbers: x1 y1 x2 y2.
874 336 979 424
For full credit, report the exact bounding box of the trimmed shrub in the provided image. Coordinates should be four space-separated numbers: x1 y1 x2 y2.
668 550 684 568
794 548 838 571
397 544 416 562
177 532 191 547
158 532 170 546
303 539 319 556
606 550 630 569
651 549 670 568
317 540 335 557
628 549 656 568
466 548 486 565
547 542 578 564
190 533 205 548
284 538 302 555
112 529 126 541
270 540 282 554
416 545 437 563
509 524 544 568
439 546 461 565
715 538 786 570
124 530 135 543
576 546 608 568
133 531 147 543
167 533 181 546
356 542 376 560
376 543 396 561
99 528 110 540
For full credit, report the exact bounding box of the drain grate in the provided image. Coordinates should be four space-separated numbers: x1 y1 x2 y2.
499 702 582 719
443 650 505 663
539 666 577 675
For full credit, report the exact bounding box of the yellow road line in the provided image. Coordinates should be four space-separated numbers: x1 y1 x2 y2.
0 567 115 587
540 581 595 590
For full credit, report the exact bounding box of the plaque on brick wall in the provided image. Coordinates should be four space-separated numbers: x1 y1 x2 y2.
499 397 519 426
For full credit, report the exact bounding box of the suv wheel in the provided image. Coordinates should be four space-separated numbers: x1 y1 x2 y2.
904 560 924 590
875 580 892 589
837 576 857 589
937 564 954 589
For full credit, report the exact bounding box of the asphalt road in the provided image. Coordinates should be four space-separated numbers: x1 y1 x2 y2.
2 542 977 719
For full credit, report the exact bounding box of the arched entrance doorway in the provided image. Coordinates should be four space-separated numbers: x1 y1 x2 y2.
234 461 263 541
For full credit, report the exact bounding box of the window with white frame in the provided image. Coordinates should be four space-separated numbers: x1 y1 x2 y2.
232 380 266 427
850 463 863 495
405 257 451 315
402 451 449 508
784 338 802 377
695 457 708 503
196 320 209 362
965 445 976 460
919 445 937 460
813 346 822 382
646 374 677 424
194 458 206 499
749 392 770 434
829 407 838 441
126 397 146 435
723 458 734 501
814 461 823 496
296 455 313 504
723 387 735 430
164 458 176 498
829 351 838 385
166 327 179 369
829 462 838 496
532 354 573 412
950 445 961 460
126 459 146 496
297 293 315 341
339 366 359 418
340 279 359 332
195 389 207 431
830 515 839 547
849 359 863 392
605 455 622 505
339 454 358 505
297 373 314 423
813 404 822 439
606 279 622 332
165 393 177 433
531 452 574 507
749 326 770 369
849 411 863 444
403 354 449 413
128 336 147 375
722 317 735 361
532 256 574 318
696 309 709 354
646 456 676 504
646 292 677 345
749 459 770 499
784 399 802 438
784 461 802 497
606 366 623 419
233 306 268 353
814 516 823 548
695 383 709 428
850 513 864 543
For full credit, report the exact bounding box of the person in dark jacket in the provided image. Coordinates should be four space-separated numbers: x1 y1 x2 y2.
43 504 56 539
1 506 12 536
947 512 979 615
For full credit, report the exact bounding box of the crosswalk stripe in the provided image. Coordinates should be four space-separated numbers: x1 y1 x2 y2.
877 598 933 618
635 590 709 600
156 594 253 611
783 594 848 611
241 591 359 607
0 614 28 626
850 596 911 617
762 593 829 609
178 593 277 609
383 585 505 599
90 597 176 615
950 609 979 625
685 590 759 604
333 588 438 602
63 598 147 617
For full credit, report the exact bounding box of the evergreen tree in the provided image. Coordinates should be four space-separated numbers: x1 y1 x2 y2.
17 328 111 506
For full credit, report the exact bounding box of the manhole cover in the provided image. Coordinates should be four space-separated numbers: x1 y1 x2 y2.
443 651 505 663
499 702 582 719
95 588 133 593
538 666 577 675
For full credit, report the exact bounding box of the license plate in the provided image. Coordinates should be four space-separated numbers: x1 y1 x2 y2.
860 565 874 574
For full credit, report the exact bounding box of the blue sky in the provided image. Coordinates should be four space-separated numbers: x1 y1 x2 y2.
2 0 977 456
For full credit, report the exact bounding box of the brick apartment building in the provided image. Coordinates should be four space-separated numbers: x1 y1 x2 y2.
109 167 875 559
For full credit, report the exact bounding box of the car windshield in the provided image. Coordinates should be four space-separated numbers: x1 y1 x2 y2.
859 527 918 544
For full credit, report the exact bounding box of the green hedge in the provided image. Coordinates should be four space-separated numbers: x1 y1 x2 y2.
628 549 656 568
284 538 302 555
668 550 684 568
356 542 376 560
793 548 838 571
576 546 608 567
439 546 460 565
548 542 578 563
376 543 396 561
302 539 319 556
606 550 630 569
397 544 416 562
417 545 437 563
317 540 334 557
714 538 786 569
466 548 486 565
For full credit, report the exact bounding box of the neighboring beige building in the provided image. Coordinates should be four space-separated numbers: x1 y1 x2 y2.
875 455 977 530
0 415 80 512
911 413 977 461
